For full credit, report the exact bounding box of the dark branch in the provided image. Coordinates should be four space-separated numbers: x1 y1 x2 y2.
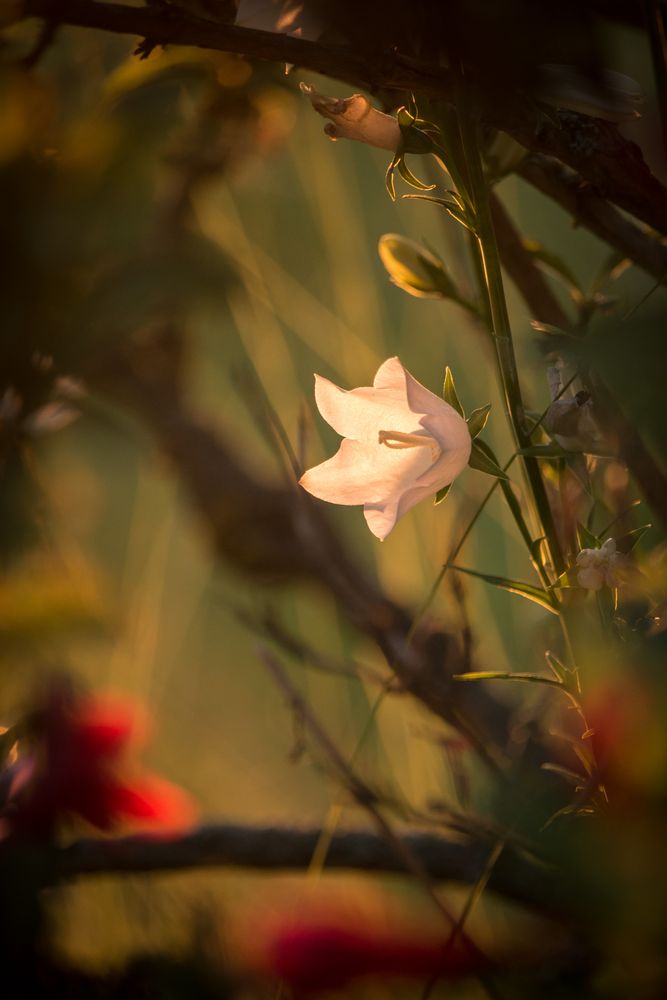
90 348 514 765
490 188 667 532
491 192 572 329
53 821 562 914
20 0 667 236
518 154 667 284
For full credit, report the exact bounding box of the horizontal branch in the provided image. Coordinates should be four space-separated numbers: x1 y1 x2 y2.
21 0 667 236
53 821 561 913
518 154 667 283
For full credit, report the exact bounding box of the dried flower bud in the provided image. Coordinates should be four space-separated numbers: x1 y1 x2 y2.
300 83 400 151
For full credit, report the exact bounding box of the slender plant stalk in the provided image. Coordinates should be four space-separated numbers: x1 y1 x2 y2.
452 72 565 578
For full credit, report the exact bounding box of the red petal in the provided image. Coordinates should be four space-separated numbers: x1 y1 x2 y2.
109 774 196 831
74 698 143 758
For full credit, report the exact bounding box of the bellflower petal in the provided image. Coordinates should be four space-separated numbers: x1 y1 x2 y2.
300 358 471 539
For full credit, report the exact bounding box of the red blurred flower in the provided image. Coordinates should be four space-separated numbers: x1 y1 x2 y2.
3 683 195 839
264 919 482 994
586 675 667 800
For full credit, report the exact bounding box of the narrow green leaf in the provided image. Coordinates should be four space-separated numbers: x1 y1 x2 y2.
468 441 509 480
447 564 559 614
443 204 477 233
385 153 400 201
403 193 459 211
550 569 578 590
400 102 415 124
466 404 491 439
577 522 599 550
545 650 571 682
615 524 652 553
443 367 464 417
434 482 452 506
397 157 435 191
453 671 563 687
474 440 545 578
402 194 476 233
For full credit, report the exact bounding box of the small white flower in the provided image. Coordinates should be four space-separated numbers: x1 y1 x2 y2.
299 357 472 540
576 537 624 591
300 83 400 151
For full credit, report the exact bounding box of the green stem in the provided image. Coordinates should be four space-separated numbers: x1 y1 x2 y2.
454 75 565 578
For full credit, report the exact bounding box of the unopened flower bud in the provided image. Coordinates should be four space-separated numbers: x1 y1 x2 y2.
378 234 457 300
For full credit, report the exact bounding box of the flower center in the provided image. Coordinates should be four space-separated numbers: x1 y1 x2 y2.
378 429 440 462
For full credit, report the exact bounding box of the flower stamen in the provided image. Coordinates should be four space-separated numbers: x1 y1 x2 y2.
378 429 440 462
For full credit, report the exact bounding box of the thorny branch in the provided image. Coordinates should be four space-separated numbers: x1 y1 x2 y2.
18 0 667 237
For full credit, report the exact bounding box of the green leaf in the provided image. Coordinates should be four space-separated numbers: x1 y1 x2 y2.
434 482 452 506
577 522 599 550
615 524 652 553
453 671 563 687
385 153 400 201
545 650 571 682
468 441 509 480
402 194 476 233
466 404 491 439
397 157 435 191
473 440 543 575
443 367 464 417
550 568 578 590
446 564 559 614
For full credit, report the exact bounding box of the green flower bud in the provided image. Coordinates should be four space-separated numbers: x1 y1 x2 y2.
378 234 457 299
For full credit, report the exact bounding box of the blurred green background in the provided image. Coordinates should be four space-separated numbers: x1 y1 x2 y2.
1 13 665 987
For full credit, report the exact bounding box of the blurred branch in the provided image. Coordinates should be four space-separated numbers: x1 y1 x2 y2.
490 193 572 329
90 349 511 769
20 0 667 235
490 189 667 531
53 821 560 914
518 154 667 283
258 645 475 942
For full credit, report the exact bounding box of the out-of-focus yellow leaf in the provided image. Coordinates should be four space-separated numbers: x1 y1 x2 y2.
0 558 110 647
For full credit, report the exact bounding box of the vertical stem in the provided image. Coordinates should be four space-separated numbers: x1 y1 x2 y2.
454 76 565 576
